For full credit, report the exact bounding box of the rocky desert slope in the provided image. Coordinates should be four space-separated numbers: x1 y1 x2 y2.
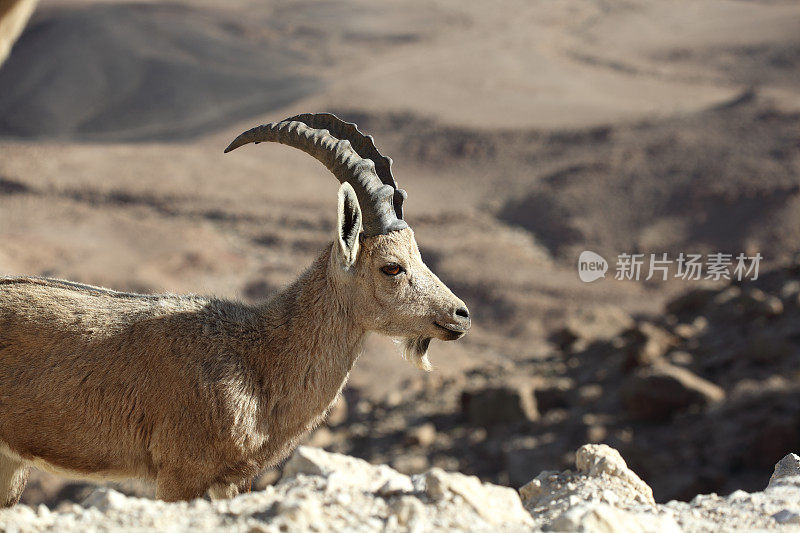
1 0 800 527
2 444 799 532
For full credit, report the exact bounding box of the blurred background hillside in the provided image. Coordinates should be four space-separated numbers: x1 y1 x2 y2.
1 0 799 506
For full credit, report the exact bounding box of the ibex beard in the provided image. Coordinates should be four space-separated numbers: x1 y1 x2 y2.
0 114 470 505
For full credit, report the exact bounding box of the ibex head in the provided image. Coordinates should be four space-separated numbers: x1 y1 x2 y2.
225 113 470 370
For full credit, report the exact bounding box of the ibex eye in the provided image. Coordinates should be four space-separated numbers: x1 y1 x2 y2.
381 264 403 276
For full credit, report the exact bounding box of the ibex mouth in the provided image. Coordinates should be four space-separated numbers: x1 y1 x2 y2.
434 322 467 339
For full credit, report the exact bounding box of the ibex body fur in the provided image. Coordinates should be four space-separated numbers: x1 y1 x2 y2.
0 114 470 505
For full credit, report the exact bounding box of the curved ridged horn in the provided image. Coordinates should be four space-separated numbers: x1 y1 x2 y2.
224 116 408 237
284 113 407 220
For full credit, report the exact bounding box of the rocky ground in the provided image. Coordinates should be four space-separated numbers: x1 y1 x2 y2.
2 444 798 532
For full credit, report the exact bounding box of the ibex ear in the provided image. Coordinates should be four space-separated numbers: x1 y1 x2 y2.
335 182 362 269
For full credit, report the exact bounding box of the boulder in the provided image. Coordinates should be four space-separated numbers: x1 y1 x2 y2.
461 384 538 425
575 445 654 504
621 364 724 421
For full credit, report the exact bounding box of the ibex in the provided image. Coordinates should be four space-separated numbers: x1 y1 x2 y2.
0 113 470 505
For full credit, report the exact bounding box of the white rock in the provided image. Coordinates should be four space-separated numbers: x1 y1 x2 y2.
552 503 680 533
282 445 346 478
284 446 409 495
82 488 129 512
423 468 532 526
576 444 654 504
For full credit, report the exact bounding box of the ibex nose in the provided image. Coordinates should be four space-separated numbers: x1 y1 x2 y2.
455 306 471 329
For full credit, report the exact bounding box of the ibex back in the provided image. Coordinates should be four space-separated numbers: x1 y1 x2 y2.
0 114 470 505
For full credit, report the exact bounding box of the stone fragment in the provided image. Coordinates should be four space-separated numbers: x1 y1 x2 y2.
424 468 448 501
552 503 681 533
460 384 538 425
576 444 654 504
406 423 437 447
82 488 129 512
282 446 339 478
282 446 396 491
768 453 800 489
772 509 800 524
423 468 532 525
621 363 724 421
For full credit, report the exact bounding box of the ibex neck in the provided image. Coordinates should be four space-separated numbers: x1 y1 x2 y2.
251 246 364 447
